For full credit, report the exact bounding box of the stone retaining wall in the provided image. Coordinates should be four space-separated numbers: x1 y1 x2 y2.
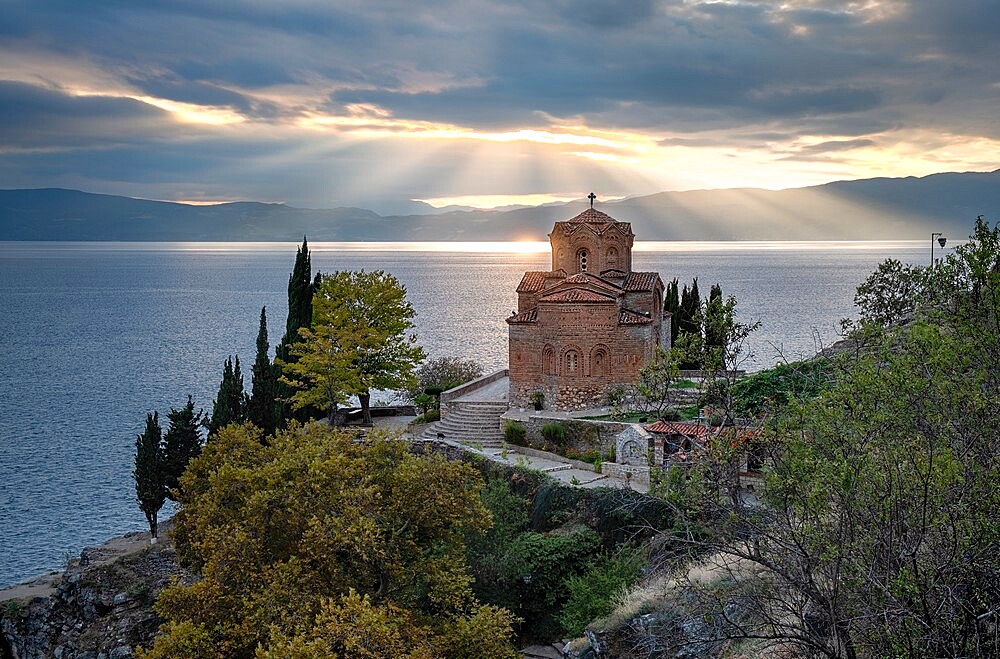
601 462 651 486
501 411 630 453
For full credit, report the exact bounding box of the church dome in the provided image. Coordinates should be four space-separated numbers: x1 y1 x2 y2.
567 208 617 224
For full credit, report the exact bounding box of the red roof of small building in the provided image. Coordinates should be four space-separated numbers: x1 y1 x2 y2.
645 421 713 438
623 272 659 291
567 208 617 224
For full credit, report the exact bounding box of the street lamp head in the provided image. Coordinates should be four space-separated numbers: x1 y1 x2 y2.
938 236 947 248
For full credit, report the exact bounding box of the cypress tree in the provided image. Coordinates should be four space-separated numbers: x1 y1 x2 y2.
276 237 316 363
248 306 277 436
133 411 166 543
664 278 680 344
209 355 246 434
275 238 319 426
704 283 725 352
163 396 204 499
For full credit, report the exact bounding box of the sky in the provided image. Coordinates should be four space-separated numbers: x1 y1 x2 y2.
1 0 999 211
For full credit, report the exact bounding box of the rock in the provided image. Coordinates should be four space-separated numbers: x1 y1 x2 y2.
109 645 132 658
112 593 129 607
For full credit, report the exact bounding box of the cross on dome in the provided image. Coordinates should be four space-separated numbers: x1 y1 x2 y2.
588 192 596 208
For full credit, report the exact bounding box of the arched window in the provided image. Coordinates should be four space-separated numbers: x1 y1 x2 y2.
577 249 588 272
564 349 579 374
590 345 609 377
542 344 555 376
606 247 618 269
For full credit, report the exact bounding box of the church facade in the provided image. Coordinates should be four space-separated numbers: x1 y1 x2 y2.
507 205 669 410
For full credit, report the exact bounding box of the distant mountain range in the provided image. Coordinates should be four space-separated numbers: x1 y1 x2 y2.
1 169 997 241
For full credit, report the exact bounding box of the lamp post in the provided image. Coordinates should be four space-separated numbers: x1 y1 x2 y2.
931 233 947 267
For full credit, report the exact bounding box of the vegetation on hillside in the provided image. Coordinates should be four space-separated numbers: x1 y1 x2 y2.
652 216 1000 657
139 424 518 658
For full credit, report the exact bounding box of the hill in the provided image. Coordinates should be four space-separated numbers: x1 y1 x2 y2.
1 169 997 241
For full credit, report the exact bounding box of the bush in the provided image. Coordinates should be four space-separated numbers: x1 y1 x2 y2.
541 422 568 447
413 408 440 424
660 407 681 422
558 550 645 637
504 420 526 446
564 447 581 460
579 449 601 464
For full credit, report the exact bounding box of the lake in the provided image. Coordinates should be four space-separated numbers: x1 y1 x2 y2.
0 240 932 587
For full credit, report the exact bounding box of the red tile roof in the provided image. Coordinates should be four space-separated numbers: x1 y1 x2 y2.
623 272 659 291
506 308 537 323
540 288 616 303
645 421 713 438
560 272 622 292
567 208 617 224
619 309 652 324
516 271 549 293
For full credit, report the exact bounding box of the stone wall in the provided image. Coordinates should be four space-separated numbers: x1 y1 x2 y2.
509 303 655 410
600 461 651 486
440 368 508 419
501 411 630 454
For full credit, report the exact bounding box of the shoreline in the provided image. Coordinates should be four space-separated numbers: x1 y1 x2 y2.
0 519 173 603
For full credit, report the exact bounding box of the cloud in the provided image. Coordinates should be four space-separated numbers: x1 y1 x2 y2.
0 0 998 204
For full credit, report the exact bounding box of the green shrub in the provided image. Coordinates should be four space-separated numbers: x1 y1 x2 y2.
412 408 440 424
564 447 581 460
731 358 834 416
559 550 644 637
504 420 527 445
541 422 568 447
579 449 601 464
660 407 681 422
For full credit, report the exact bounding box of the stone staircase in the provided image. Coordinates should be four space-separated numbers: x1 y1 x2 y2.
418 400 508 448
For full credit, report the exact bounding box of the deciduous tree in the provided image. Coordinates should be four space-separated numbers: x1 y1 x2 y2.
286 270 425 425
140 423 518 658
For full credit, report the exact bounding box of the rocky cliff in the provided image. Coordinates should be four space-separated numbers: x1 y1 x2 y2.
1 531 192 659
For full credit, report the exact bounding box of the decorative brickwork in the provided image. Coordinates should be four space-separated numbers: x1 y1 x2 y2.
507 205 669 410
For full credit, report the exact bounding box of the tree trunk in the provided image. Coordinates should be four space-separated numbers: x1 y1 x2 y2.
360 392 372 425
146 511 158 545
327 402 338 427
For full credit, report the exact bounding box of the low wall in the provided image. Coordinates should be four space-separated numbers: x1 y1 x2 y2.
601 462 651 486
501 410 630 453
440 369 509 419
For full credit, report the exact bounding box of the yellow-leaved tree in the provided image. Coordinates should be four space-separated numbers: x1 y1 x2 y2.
138 423 518 659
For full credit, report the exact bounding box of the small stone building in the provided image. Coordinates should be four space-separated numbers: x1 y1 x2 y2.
507 205 669 410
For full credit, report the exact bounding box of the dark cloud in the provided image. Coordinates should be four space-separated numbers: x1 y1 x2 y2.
0 80 177 148
0 0 998 203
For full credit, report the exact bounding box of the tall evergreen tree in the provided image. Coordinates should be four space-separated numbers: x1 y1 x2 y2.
664 278 680 344
704 283 726 353
248 306 277 436
133 411 166 543
275 238 319 426
209 355 246 434
677 278 704 370
163 396 204 499
276 237 317 363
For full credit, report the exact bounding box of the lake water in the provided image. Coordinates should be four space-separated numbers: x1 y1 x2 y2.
0 240 931 587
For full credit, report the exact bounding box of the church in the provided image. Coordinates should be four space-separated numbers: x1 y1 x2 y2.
507 199 669 410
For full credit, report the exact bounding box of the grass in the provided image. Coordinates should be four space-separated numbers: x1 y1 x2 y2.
582 404 701 423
